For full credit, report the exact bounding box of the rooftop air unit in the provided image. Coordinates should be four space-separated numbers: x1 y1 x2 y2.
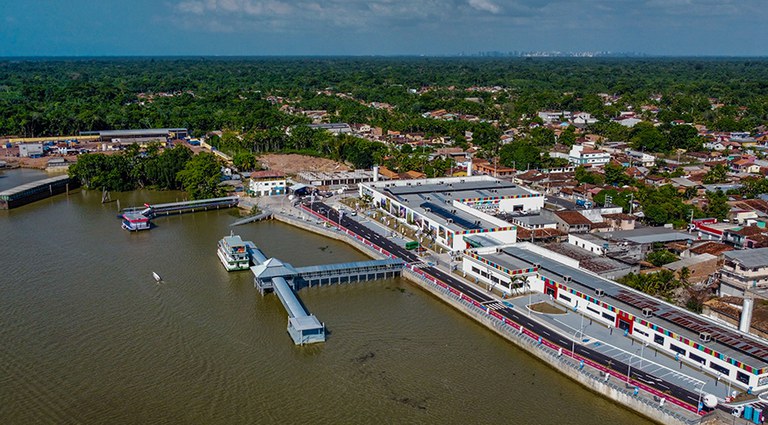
642 307 654 318
699 331 712 343
563 276 572 283
595 288 605 297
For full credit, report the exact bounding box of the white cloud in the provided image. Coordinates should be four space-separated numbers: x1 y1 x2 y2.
468 0 501 14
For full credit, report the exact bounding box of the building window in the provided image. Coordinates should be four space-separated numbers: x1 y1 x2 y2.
670 344 686 356
710 363 729 376
654 334 664 345
601 312 614 321
689 352 706 365
472 267 480 274
587 306 601 315
737 371 751 385
559 294 572 302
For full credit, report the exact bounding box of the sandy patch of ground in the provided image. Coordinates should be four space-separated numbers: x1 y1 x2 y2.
257 153 350 175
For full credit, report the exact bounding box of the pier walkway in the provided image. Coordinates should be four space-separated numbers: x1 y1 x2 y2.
124 196 239 217
245 240 404 345
121 196 240 230
0 174 76 210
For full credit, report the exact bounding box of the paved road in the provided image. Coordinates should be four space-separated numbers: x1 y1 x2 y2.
307 202 711 416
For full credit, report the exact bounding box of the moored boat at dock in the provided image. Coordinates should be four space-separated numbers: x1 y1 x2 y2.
217 234 250 271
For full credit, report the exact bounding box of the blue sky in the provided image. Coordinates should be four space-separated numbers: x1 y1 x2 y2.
1 0 766 56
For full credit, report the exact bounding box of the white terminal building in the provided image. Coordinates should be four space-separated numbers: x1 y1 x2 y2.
462 243 768 392
359 175 544 251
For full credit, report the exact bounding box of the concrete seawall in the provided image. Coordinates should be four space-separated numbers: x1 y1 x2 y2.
271 212 701 425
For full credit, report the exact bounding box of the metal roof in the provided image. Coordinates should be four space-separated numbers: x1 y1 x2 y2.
421 201 483 230
223 235 245 247
289 315 323 331
271 276 307 319
723 248 768 269
295 258 403 275
80 128 186 137
500 245 768 368
598 227 694 245
0 174 70 197
250 258 299 280
385 179 534 198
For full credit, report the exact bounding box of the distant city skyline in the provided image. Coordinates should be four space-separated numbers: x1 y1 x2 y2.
2 0 767 57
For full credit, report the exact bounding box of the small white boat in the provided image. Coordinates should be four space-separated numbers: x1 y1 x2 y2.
152 272 162 283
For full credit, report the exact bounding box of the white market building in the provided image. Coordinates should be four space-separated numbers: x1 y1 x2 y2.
359 176 544 251
462 243 768 392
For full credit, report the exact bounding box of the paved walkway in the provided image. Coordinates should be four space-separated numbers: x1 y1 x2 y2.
498 292 767 407
277 200 767 414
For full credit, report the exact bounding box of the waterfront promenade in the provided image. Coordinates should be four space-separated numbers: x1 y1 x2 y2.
280 200 715 424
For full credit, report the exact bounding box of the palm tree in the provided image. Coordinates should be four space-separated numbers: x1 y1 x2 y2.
508 274 528 296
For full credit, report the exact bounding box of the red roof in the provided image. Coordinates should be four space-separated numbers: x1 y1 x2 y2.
250 170 285 179
554 210 592 225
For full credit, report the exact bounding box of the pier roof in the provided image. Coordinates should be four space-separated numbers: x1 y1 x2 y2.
295 258 404 275
0 174 70 198
250 258 299 280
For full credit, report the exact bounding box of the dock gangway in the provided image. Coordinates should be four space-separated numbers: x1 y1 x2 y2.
247 241 405 345
122 196 239 217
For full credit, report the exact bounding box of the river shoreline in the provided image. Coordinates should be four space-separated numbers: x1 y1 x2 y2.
271 211 704 425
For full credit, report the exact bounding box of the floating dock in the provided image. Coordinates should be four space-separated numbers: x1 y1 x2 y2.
120 196 240 230
244 240 404 345
0 174 77 210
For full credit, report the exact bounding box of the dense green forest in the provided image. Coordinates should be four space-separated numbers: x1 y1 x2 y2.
3 57 768 140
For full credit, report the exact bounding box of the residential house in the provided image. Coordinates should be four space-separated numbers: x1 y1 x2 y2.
617 117 642 128
377 166 400 181
625 149 656 167
719 248 768 296
551 210 592 234
472 159 516 177
731 158 761 174
723 226 768 249
248 171 287 197
568 145 611 167
601 213 637 231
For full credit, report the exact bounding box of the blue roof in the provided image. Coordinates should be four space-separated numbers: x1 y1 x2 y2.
295 258 403 275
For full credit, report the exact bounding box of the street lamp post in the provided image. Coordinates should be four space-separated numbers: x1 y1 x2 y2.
572 313 585 357
526 282 533 317
572 328 579 357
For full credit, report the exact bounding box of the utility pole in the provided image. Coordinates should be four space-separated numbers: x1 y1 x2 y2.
629 193 634 215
